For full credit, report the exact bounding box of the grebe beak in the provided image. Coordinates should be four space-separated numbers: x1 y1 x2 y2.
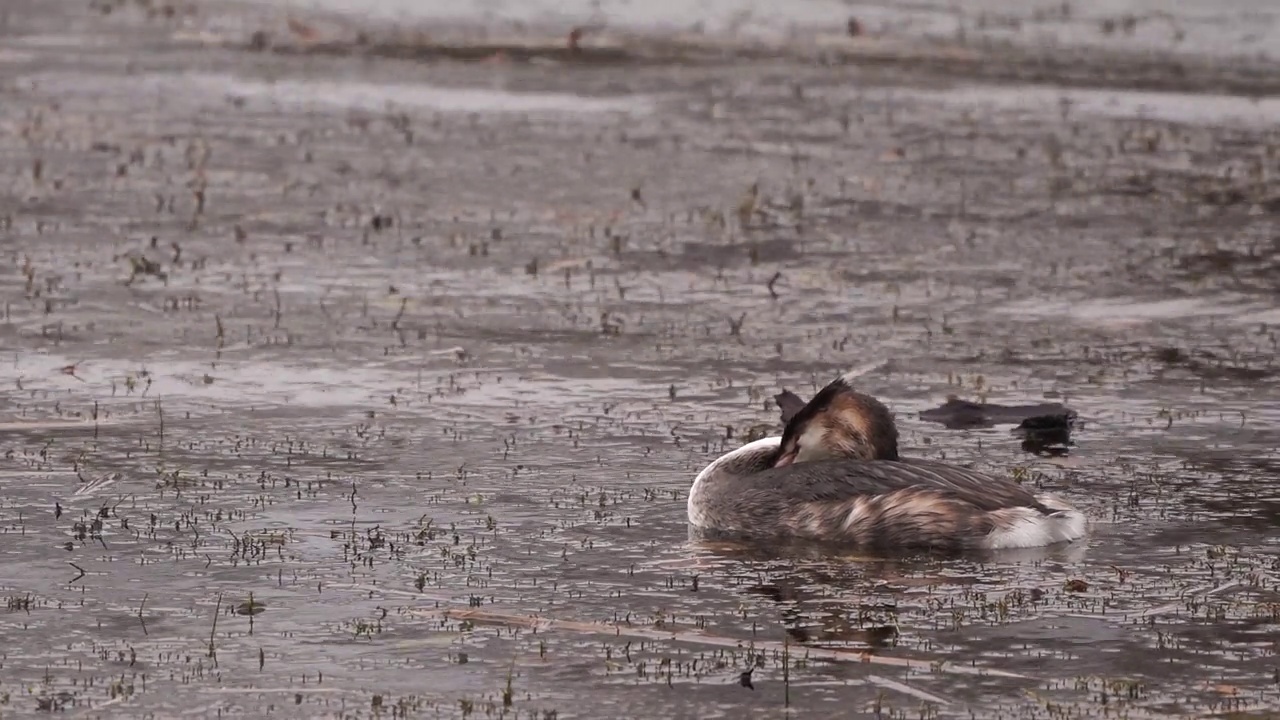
773 447 798 468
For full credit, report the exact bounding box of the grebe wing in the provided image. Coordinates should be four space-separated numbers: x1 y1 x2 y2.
697 458 1081 551
743 458 1047 513
895 458 1050 512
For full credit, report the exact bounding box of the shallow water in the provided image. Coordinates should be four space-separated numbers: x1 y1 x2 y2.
2 0 1280 718
236 0 1280 60
917 84 1280 127
28 70 653 116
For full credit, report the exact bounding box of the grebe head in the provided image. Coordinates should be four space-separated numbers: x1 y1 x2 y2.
773 374 899 467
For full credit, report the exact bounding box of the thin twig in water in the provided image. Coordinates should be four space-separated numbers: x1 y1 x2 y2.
783 631 790 709
391 297 407 330
68 562 85 584
1061 580 1245 622
73 472 119 497
866 674 950 705
727 313 746 337
209 592 223 661
318 287 334 323
418 608 1029 680
1138 580 1243 619
138 593 149 635
766 271 781 299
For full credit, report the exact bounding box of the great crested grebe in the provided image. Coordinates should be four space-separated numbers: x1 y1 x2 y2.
687 374 1087 552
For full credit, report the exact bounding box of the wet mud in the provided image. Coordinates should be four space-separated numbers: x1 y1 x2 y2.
2 0 1280 717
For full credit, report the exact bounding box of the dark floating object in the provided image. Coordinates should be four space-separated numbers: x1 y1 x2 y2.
1012 413 1077 457
920 397 1079 457
918 396 1076 430
738 667 755 690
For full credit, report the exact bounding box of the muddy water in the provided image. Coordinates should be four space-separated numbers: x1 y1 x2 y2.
2 0 1280 718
